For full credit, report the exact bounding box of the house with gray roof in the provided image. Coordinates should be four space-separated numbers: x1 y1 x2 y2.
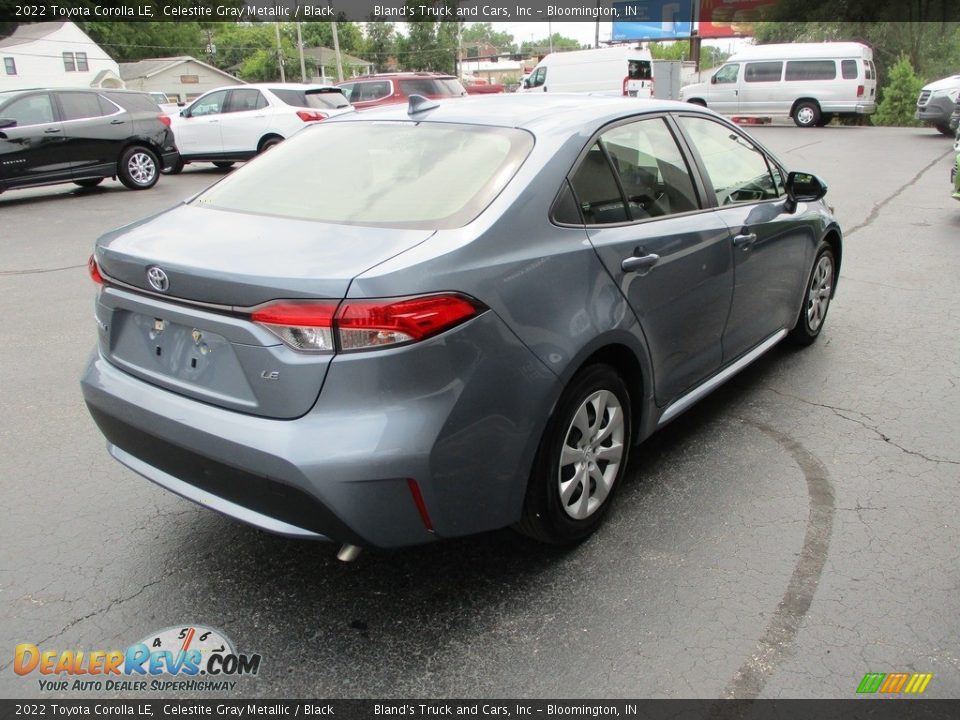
119 56 243 103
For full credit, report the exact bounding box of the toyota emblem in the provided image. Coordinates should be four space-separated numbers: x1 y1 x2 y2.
146 266 169 293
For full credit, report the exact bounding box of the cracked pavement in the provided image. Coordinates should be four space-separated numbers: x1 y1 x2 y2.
1 126 958 699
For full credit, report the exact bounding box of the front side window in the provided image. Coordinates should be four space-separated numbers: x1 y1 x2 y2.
57 92 107 121
841 59 858 79
194 122 534 230
678 116 779 206
713 64 740 84
63 52 76 72
76 52 89 71
354 81 391 102
3 57 15 76
528 67 547 88
785 60 837 81
745 62 783 83
1 93 55 126
189 90 228 117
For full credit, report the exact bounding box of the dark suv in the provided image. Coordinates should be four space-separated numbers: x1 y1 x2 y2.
0 88 178 195
336 73 466 110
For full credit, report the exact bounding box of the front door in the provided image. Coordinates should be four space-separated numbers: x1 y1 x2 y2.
570 116 734 405
707 63 742 115
175 90 228 156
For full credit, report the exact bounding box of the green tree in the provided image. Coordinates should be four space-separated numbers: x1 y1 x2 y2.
364 21 397 71
461 22 515 52
520 34 585 57
300 21 366 56
77 21 205 61
873 54 925 126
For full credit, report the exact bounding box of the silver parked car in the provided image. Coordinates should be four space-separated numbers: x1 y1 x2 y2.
82 95 841 555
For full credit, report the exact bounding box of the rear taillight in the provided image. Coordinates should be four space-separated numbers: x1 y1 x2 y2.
250 301 337 352
622 76 629 96
296 110 328 122
857 85 864 97
88 254 103 285
250 294 483 353
158 114 171 127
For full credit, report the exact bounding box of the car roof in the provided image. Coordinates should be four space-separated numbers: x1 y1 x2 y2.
328 93 712 134
339 73 457 82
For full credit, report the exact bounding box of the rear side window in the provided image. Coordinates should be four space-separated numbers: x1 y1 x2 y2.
352 81 391 102
841 59 858 79
785 60 837 81
58 92 106 121
1 93 55 125
569 144 628 225
194 122 534 230
745 62 783 82
226 89 267 113
272 88 349 110
104 92 158 112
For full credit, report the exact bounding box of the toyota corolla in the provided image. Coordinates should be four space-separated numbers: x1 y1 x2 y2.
81 95 841 558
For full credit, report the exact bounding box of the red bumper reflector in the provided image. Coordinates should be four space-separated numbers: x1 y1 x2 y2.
407 478 435 532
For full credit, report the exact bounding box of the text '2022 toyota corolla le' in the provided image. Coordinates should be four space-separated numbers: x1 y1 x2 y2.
81 94 841 557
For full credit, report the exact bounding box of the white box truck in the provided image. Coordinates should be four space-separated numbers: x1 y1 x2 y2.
679 42 877 127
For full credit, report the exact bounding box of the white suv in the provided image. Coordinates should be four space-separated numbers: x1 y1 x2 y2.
166 83 353 172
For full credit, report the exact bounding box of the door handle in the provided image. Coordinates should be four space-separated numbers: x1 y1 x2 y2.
621 253 660 274
733 232 757 249
44 128 62 134
110 119 125 125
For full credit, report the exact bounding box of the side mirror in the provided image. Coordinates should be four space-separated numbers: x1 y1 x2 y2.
177 101 186 107
0 117 16 130
522 78 530 89
710 75 717 84
784 171 827 213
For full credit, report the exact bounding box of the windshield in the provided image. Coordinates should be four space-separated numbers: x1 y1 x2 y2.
272 88 350 110
194 121 533 230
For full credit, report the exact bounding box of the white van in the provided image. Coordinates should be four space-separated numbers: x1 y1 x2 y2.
519 46 654 97
680 42 877 127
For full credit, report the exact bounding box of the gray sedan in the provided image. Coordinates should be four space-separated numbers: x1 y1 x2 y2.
81 95 840 557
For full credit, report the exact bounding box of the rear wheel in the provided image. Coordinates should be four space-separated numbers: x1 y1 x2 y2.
793 101 821 128
259 137 282 153
789 242 835 346
516 364 632 544
118 146 159 190
74 178 104 188
213 161 235 169
935 123 954 136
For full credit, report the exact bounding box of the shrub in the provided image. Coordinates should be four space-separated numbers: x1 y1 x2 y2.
873 55 924 127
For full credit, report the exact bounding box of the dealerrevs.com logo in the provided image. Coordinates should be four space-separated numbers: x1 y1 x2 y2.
14 625 261 693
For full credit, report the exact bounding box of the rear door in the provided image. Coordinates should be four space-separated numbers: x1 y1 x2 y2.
220 88 270 154
0 92 68 187
675 114 812 361
56 91 125 178
570 115 733 405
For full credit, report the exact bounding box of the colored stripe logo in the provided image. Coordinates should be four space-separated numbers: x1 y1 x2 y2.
857 672 932 694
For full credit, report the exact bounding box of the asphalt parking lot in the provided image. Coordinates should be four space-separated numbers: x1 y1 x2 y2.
1 126 958 700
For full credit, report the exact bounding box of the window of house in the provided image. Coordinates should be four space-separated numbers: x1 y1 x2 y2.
3 57 15 76
63 52 76 72
76 52 88 71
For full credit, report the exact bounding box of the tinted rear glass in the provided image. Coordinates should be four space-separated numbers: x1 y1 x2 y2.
399 78 465 97
194 122 533 230
104 92 159 112
627 61 652 80
785 60 837 81
272 88 350 109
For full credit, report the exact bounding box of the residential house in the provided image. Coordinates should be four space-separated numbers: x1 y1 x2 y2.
0 21 122 91
302 47 374 83
119 56 243 104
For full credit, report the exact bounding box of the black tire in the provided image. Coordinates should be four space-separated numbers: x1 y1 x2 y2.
789 242 835 346
259 137 282 153
516 363 632 544
117 146 159 190
816 113 834 127
793 101 821 128
74 178 104 188
935 123 954 136
213 161 235 169
162 156 185 175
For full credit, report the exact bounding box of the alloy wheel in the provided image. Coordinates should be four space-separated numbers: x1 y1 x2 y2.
806 254 833 332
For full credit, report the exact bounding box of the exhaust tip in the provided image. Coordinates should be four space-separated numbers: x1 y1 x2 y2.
336 544 363 562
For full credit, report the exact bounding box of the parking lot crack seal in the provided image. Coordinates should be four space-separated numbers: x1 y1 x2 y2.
718 419 835 701
845 148 955 237
0 263 86 276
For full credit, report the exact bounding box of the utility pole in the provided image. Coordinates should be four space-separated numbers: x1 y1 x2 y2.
296 21 306 82
274 22 285 82
548 21 553 54
329 1 344 81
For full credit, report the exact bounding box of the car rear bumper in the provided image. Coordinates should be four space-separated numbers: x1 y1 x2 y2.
81 311 558 548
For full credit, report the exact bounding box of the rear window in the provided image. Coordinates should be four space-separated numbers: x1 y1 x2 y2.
399 78 465 97
194 122 533 230
272 88 350 110
785 60 837 81
627 60 652 80
104 92 160 112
